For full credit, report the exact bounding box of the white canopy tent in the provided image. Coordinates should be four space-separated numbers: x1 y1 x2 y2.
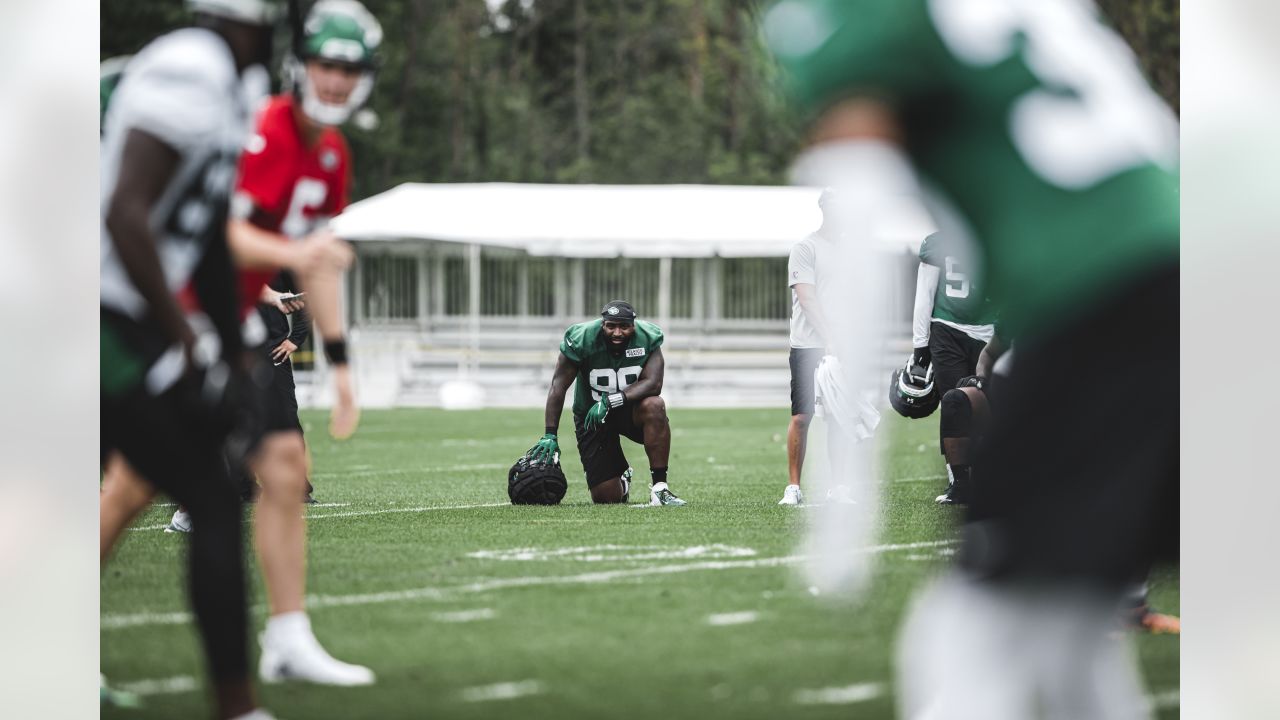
330 182 934 256
318 183 934 408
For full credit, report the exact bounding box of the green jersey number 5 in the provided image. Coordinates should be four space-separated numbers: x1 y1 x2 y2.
929 0 1177 190
588 366 642 401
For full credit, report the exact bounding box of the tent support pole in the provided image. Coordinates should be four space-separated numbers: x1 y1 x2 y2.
657 256 672 331
417 245 429 331
468 243 481 376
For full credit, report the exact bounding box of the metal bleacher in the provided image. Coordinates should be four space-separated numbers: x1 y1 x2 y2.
297 322 911 409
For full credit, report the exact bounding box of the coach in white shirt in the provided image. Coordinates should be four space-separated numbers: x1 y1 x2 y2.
778 190 836 506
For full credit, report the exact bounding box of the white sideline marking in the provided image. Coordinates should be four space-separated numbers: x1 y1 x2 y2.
459 680 544 702
310 463 508 479
306 502 510 520
116 675 200 696
707 611 759 626
1148 689 1179 710
468 544 757 563
893 474 947 483
309 502 350 508
100 540 955 630
793 682 885 705
431 608 496 623
102 611 193 630
128 501 511 532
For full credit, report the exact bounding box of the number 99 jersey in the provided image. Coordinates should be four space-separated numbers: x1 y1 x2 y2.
764 0 1179 339
233 94 351 315
560 319 665 420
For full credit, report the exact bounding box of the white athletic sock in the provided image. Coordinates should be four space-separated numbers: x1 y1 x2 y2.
651 481 669 493
264 611 311 647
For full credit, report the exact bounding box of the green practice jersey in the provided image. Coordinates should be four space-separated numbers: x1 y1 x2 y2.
560 319 665 419
919 232 996 327
766 0 1179 338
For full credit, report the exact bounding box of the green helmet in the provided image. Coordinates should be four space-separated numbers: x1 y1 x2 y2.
288 0 382 126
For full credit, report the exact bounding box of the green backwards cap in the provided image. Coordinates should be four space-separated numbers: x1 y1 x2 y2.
301 0 382 68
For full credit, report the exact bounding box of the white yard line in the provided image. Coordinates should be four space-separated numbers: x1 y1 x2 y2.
115 675 200 697
793 682 885 705
467 544 757 562
132 476 944 530
310 463 508 479
459 680 544 702
101 540 955 630
893 474 947 483
431 608 497 623
127 501 511 532
304 502 510 520
707 611 760 626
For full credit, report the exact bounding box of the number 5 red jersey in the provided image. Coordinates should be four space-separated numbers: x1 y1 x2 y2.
234 94 352 314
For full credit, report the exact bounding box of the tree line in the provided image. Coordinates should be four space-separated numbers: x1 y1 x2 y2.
102 0 1179 204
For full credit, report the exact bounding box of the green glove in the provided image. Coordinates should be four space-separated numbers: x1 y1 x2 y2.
584 392 625 431
528 433 559 463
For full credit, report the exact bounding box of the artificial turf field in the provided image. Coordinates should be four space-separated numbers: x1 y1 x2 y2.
101 407 1179 719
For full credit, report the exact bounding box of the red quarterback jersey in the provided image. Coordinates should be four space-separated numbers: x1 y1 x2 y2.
234 94 352 316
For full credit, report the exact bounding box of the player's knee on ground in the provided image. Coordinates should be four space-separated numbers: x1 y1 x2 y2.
590 476 628 504
635 395 668 427
939 388 974 440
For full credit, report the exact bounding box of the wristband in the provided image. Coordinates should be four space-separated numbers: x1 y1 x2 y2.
323 339 349 366
605 392 626 409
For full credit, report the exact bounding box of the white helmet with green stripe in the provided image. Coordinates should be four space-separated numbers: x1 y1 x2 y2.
288 0 382 126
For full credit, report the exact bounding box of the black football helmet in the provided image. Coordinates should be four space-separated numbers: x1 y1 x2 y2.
508 455 568 505
888 358 938 419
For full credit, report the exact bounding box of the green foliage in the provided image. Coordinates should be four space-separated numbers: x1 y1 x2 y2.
102 0 1179 206
1096 0 1180 112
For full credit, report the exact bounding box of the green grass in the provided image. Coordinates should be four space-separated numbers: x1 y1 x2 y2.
101 408 1178 718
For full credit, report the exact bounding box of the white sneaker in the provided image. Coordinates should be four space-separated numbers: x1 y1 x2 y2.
259 614 375 686
164 509 192 534
649 482 687 506
230 710 279 720
778 485 804 506
825 485 856 505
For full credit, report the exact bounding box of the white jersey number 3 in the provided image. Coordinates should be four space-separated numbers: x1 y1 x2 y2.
929 0 1178 190
588 366 642 401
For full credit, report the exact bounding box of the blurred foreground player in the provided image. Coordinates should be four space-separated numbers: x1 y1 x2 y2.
103 0 383 687
99 1 279 716
766 0 1178 716
529 301 686 506
226 2 379 684
957 338 1182 636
